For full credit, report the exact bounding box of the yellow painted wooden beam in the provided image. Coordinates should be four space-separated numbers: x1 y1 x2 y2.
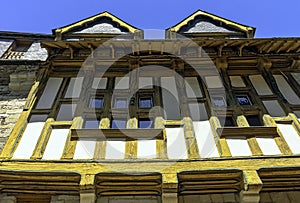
125 118 138 159
94 118 110 160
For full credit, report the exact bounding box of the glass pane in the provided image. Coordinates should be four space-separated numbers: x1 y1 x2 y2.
84 119 99 129
229 76 246 87
188 103 208 121
291 73 300 85
36 78 63 109
111 119 127 129
211 96 227 107
236 95 252 106
56 104 77 121
185 77 203 98
262 100 286 117
92 77 107 89
246 115 262 126
219 117 235 127
205 76 223 88
139 119 153 128
161 77 181 120
114 98 128 108
249 75 273 96
115 77 129 89
294 111 300 118
29 114 48 122
139 97 153 108
139 77 153 89
89 98 103 108
64 77 84 98
273 75 300 105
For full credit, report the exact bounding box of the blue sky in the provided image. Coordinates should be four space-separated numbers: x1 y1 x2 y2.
0 0 299 38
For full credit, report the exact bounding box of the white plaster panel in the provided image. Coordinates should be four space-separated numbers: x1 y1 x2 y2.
13 122 45 159
42 129 69 160
105 141 125 159
277 124 300 154
166 128 187 159
226 138 252 156
193 121 219 158
73 141 96 159
256 137 281 155
137 140 156 158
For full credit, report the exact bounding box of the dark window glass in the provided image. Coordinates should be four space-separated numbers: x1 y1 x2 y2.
114 98 128 108
84 119 100 129
139 119 153 128
139 97 153 108
236 95 252 106
219 117 235 127
111 119 127 129
246 115 263 126
89 98 103 108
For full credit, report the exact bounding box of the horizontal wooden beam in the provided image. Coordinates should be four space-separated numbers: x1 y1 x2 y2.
71 128 164 141
216 127 278 138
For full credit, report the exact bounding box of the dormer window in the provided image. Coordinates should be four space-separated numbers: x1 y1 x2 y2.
2 40 32 59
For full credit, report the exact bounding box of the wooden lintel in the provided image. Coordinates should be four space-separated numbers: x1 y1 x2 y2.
217 127 278 138
71 128 164 141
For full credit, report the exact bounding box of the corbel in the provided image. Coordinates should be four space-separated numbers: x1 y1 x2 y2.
110 44 115 59
239 42 249 57
239 170 262 203
88 43 94 58
66 44 74 59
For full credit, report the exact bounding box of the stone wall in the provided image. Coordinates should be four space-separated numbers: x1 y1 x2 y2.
0 64 38 151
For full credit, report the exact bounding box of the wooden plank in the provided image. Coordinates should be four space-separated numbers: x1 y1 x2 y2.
71 129 164 141
217 127 278 138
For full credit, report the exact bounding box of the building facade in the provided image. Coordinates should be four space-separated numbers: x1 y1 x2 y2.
0 10 300 203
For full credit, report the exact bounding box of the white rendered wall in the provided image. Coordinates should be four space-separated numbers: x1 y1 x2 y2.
277 124 300 154
73 141 96 159
226 137 252 157
105 141 126 159
166 127 187 159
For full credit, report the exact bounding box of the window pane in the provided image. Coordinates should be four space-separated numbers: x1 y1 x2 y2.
56 104 77 121
205 76 223 89
273 75 300 105
262 100 285 117
291 73 300 85
36 78 63 109
294 111 300 118
89 98 103 108
114 98 127 108
246 115 262 126
188 103 208 121
29 114 48 122
139 119 153 128
115 77 129 89
211 96 227 107
139 77 153 89
92 77 107 89
161 77 181 120
249 75 273 96
229 76 246 87
111 119 127 129
84 119 99 129
219 117 235 127
185 77 203 98
139 97 153 108
64 77 84 98
236 95 252 106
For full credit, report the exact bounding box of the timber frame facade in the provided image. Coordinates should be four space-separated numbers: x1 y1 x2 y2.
0 10 300 203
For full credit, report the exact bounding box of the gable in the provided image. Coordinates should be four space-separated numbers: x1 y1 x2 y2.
53 11 141 40
167 10 255 38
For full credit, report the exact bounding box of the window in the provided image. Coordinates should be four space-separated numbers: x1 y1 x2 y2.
139 97 153 108
114 98 128 108
246 115 263 126
219 116 235 127
89 97 104 108
111 119 127 129
211 96 227 107
2 40 32 59
139 119 153 128
84 119 100 129
236 94 252 106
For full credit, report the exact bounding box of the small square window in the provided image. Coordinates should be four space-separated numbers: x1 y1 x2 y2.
219 116 235 127
139 97 153 108
89 98 104 108
139 119 153 128
111 119 127 129
212 96 226 107
236 95 252 106
84 119 100 129
114 98 128 108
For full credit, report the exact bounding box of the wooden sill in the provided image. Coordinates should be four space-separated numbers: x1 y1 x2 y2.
216 127 278 138
71 128 164 141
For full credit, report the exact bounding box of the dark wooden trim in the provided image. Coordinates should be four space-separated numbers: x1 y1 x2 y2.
217 127 278 138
